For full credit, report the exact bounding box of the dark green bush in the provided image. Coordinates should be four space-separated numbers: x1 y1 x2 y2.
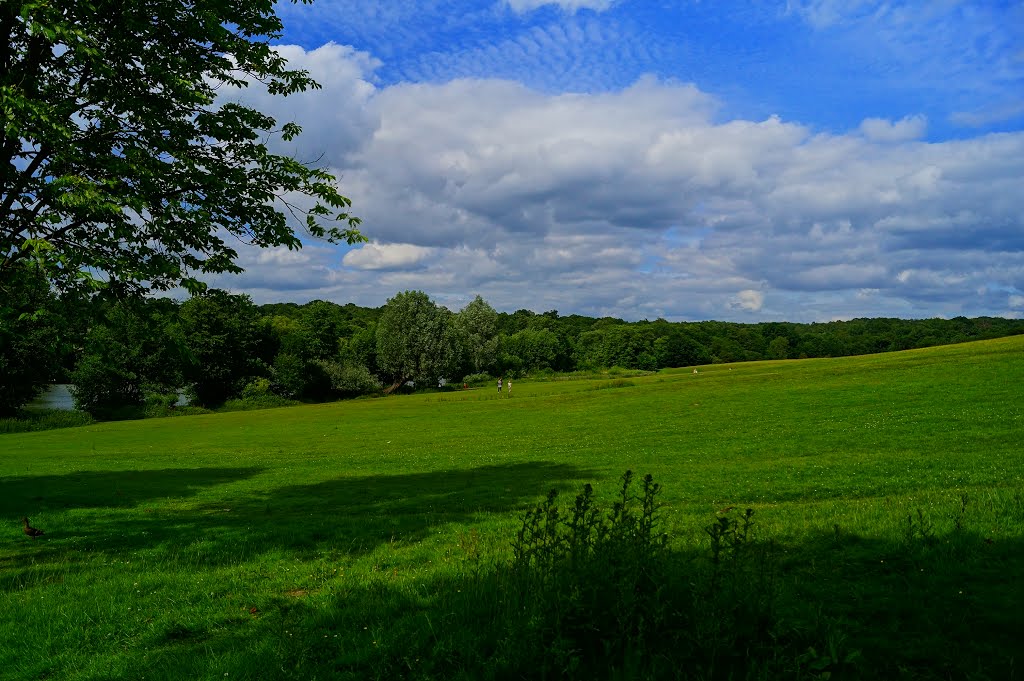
0 408 94 434
219 395 298 412
317 361 381 397
462 372 492 386
497 472 780 679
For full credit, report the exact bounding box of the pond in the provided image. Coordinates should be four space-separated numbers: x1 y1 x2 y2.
25 385 189 411
26 384 76 411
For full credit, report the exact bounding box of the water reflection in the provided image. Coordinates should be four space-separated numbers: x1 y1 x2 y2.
27 384 75 411
26 385 188 411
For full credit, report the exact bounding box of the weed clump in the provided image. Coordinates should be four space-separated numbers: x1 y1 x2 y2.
504 471 779 679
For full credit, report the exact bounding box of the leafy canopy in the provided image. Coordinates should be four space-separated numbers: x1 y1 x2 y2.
1 0 363 295
376 290 462 393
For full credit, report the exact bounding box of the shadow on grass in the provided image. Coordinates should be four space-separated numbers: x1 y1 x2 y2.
4 467 1023 680
6 462 594 563
0 466 266 515
65 525 1018 681
238 531 1024 680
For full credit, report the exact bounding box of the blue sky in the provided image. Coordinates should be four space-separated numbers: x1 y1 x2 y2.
213 1 1024 321
275 0 1024 139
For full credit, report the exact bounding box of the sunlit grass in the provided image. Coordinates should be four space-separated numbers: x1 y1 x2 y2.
2 336 1023 679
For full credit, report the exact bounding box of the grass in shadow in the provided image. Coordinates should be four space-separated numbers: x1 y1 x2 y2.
3 472 1022 680
0 467 267 516
87 497 1021 681
5 462 594 565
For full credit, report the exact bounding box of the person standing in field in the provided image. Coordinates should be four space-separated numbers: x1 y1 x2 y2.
507 379 512 397
498 377 503 393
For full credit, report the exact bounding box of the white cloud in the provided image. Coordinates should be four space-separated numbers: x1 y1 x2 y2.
218 45 1024 322
218 42 380 166
859 115 927 142
729 290 765 313
255 247 312 266
342 242 435 270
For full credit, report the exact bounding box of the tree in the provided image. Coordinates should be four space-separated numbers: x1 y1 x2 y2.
1 0 363 297
296 300 345 361
178 290 267 406
766 336 790 360
70 299 185 417
501 328 563 374
342 323 379 376
270 351 330 400
375 291 462 394
454 295 499 375
0 262 65 415
653 330 710 369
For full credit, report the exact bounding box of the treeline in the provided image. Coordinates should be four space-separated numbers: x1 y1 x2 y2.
3 276 1023 418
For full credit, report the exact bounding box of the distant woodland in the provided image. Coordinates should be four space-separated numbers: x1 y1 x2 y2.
4 279 1023 418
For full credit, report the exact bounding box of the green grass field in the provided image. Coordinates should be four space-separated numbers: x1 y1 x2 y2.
3 337 1023 680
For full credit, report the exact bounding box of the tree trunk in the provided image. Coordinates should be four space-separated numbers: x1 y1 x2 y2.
383 378 406 395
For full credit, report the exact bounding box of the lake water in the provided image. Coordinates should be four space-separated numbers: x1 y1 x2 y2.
26 385 188 411
27 384 76 411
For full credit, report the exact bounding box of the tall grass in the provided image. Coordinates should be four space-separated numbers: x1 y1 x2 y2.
0 408 93 434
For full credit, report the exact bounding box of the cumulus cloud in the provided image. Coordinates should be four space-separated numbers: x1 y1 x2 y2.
729 290 765 313
859 115 927 142
217 45 1024 322
218 42 380 166
342 242 435 270
255 247 313 266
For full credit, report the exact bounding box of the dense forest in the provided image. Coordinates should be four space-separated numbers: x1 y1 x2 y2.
3 275 1023 419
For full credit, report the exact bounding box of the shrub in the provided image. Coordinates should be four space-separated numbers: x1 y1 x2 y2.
70 353 144 416
240 377 273 399
271 352 307 399
317 361 380 398
462 372 492 386
500 472 780 678
142 391 182 418
507 471 673 673
219 395 298 412
0 409 94 434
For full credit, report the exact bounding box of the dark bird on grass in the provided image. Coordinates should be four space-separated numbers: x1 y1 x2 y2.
22 517 44 539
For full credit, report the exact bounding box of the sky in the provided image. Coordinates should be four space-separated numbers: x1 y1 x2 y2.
209 0 1024 322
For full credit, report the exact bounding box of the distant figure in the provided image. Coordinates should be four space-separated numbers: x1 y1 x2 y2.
498 377 503 393
464 383 468 390
507 379 512 396
693 368 698 374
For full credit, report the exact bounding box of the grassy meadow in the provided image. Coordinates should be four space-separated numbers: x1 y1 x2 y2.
3 337 1023 679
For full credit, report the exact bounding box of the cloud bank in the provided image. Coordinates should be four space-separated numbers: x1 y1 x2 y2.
213 45 1024 322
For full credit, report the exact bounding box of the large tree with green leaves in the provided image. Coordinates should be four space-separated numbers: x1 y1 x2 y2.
0 262 66 415
1 0 362 296
70 298 186 417
454 295 499 375
376 291 462 394
178 289 269 406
